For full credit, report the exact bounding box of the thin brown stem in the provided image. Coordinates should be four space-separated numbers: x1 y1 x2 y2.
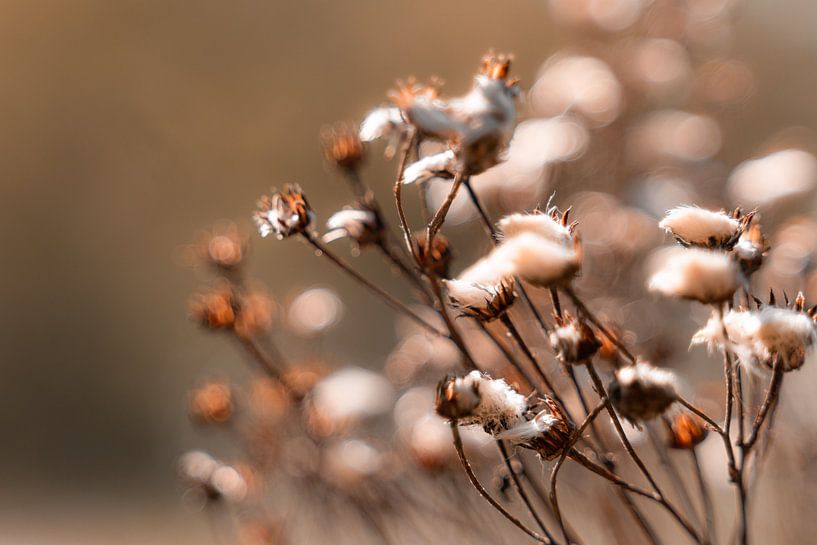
477 321 539 393
497 441 559 544
424 171 465 261
499 314 559 398
449 422 550 543
302 232 445 337
585 362 703 543
564 287 636 364
691 448 716 545
550 400 607 544
392 131 420 262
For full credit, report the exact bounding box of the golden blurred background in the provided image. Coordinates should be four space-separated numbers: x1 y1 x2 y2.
1 0 816 543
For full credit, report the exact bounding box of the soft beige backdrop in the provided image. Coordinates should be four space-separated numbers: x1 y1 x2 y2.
0 1 815 543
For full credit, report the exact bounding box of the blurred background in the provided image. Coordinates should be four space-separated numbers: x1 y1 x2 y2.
1 0 817 543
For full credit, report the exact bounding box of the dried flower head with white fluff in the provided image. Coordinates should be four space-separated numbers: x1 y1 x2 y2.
659 205 753 249
444 278 515 322
648 247 741 304
401 150 457 185
396 52 519 177
549 312 601 364
733 223 767 276
359 106 410 159
178 450 247 503
497 208 575 245
692 300 817 372
498 232 581 288
435 371 527 435
323 205 383 249
609 361 678 423
498 396 574 460
253 185 314 239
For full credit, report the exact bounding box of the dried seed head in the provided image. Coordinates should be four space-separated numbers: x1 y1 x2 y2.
497 209 575 245
659 205 752 249
234 287 275 339
189 281 237 330
413 231 453 278
549 312 601 364
668 412 708 449
323 204 384 248
189 381 234 425
610 362 678 423
321 123 365 171
444 277 516 322
402 150 457 185
648 247 741 304
359 106 409 159
436 371 527 434
395 54 518 177
733 223 767 276
498 396 574 460
498 232 581 288
692 304 816 372
253 185 314 239
435 373 481 420
480 51 515 82
196 223 248 270
388 77 444 111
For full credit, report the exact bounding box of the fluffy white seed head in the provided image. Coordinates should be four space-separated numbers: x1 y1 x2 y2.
648 247 741 304
497 233 580 288
497 211 573 245
359 106 406 142
659 206 741 248
694 308 817 372
402 150 457 185
610 362 678 423
444 278 515 321
436 371 527 434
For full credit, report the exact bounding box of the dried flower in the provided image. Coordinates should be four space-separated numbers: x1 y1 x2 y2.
435 371 527 434
402 150 457 185
609 362 678 423
412 231 453 278
397 53 518 176
668 412 708 450
359 106 410 158
648 247 741 304
253 185 314 239
497 209 575 245
321 123 365 171
692 304 817 372
498 396 574 460
733 223 767 276
323 205 383 248
444 278 515 322
499 232 581 288
189 381 234 425
659 205 752 249
549 313 601 364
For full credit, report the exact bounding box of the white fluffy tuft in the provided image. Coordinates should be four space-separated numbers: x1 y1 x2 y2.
659 205 740 247
648 247 740 303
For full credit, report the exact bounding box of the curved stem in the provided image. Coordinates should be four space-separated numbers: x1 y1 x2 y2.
424 171 464 261
497 441 560 544
499 314 559 397
302 232 445 338
449 422 550 543
564 287 636 365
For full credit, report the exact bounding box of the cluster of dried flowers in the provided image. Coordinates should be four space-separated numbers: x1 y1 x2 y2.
179 4 817 545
